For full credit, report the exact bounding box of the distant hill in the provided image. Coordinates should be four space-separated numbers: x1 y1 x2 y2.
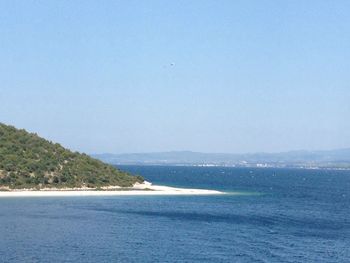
0 123 143 189
92 149 350 169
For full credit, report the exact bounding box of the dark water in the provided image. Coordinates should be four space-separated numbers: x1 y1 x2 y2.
0 166 349 263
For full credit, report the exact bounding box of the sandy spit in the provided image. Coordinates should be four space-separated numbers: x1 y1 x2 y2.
0 181 225 197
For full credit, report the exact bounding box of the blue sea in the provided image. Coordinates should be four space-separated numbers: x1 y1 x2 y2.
0 166 349 263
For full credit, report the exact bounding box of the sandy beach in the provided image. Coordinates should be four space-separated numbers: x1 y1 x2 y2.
0 181 224 197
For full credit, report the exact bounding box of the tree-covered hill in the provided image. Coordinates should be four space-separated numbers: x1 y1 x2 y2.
0 123 143 189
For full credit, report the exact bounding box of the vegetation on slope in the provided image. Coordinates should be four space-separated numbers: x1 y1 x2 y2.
0 123 143 189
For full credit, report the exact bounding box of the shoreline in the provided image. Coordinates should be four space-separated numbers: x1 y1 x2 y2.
0 181 225 197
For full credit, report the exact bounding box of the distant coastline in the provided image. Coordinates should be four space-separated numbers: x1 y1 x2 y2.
92 149 350 170
115 164 350 171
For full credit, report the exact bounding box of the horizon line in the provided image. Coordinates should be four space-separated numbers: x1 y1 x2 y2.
91 147 350 156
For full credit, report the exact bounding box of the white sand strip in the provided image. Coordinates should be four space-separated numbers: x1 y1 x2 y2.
0 182 224 197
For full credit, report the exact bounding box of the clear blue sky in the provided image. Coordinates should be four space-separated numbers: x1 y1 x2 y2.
1 0 349 154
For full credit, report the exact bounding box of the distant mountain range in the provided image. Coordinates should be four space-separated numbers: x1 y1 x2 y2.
92 149 350 169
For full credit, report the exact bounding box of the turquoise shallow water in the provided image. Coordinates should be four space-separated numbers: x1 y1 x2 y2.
0 166 349 262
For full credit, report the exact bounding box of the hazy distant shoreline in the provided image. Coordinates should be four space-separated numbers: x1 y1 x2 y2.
92 149 350 170
116 163 350 171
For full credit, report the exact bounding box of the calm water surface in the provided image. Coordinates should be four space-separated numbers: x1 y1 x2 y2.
0 166 349 262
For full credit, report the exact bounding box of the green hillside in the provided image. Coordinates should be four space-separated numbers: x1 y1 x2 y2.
0 123 143 189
